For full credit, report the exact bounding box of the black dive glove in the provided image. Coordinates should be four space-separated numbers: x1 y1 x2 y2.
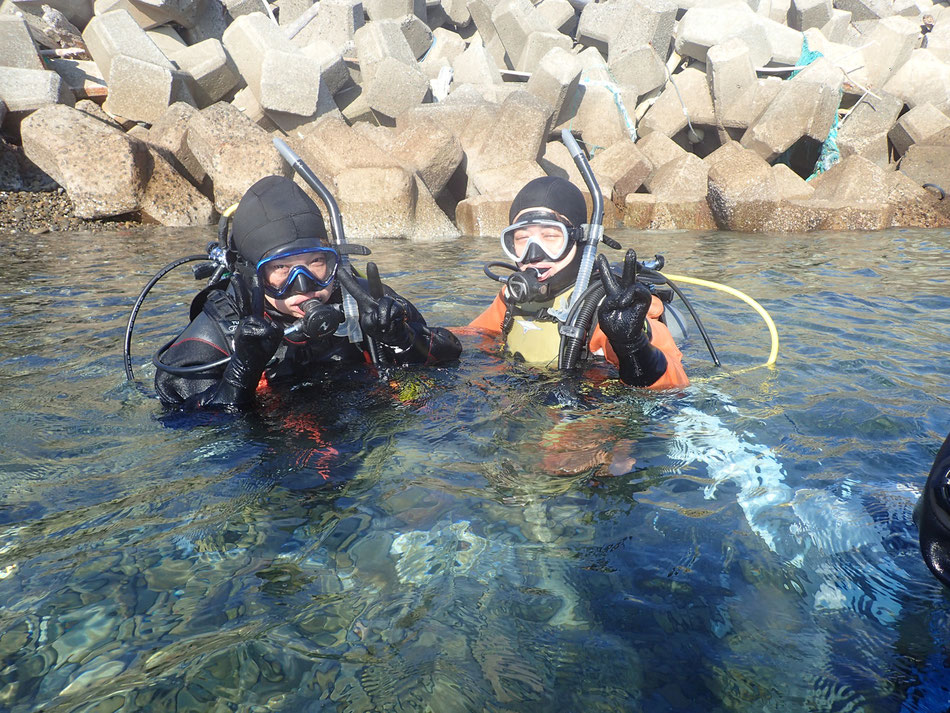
596 250 668 387
360 294 417 349
204 315 282 407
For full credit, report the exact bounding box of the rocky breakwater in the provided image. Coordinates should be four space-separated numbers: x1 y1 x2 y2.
1 0 950 237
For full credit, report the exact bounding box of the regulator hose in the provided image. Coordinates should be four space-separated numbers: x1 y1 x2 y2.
663 273 778 367
124 255 210 381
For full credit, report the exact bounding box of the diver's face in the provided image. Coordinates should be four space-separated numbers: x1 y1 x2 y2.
261 252 335 317
512 208 577 281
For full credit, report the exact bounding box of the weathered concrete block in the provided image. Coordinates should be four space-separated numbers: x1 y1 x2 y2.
468 0 510 68
471 158 545 195
787 0 832 31
147 25 188 56
539 139 585 186
146 100 208 191
886 168 950 228
399 12 433 57
441 0 470 25
389 114 463 194
296 114 397 176
175 38 241 107
638 67 715 139
223 0 268 19
456 192 516 236
741 80 840 162
364 0 423 21
898 143 950 193
469 90 551 171
47 58 108 101
491 0 548 71
801 29 869 89
623 194 717 230
643 152 708 200
452 39 503 85
571 82 638 149
364 55 430 122
889 103 950 157
335 165 416 238
291 0 364 50
140 147 215 225
180 0 230 43
883 49 950 114
575 0 628 55
20 104 148 218
408 174 460 241
0 15 42 70
525 46 581 128
770 162 814 199
300 40 352 95
836 91 903 167
608 44 666 99
82 9 172 82
636 131 686 174
589 138 651 201
420 26 466 71
809 153 893 203
707 37 757 121
10 0 94 28
861 16 923 88
334 83 374 123
186 101 291 210
613 0 677 60
107 54 195 124
755 15 805 65
706 141 795 230
222 11 290 93
832 0 890 23
277 0 312 26
820 8 851 41
536 0 576 36
520 30 572 74
353 18 418 84
0 67 75 123
230 85 279 129
259 48 323 115
675 3 772 66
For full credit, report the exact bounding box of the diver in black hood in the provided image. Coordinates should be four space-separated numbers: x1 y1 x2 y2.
916 432 950 589
154 175 462 409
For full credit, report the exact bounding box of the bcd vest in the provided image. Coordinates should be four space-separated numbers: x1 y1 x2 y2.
504 288 576 365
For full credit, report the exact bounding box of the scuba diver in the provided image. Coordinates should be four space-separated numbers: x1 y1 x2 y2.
154 175 462 409
915 431 950 589
468 176 689 389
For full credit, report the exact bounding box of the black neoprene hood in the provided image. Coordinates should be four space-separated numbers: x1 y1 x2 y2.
508 176 588 228
232 175 329 265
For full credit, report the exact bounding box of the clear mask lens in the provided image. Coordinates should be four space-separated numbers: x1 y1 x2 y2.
257 247 339 298
500 219 572 263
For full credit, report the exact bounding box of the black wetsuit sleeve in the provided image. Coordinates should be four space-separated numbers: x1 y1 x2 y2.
377 284 462 366
917 432 950 588
154 312 233 407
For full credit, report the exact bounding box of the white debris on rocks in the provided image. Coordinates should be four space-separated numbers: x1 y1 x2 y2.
1 0 950 233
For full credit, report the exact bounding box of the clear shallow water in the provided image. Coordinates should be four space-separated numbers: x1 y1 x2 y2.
0 226 948 713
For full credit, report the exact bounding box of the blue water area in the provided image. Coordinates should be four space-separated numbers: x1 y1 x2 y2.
0 226 948 712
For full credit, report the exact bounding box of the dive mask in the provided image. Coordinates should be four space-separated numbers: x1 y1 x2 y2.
501 210 582 265
257 246 339 299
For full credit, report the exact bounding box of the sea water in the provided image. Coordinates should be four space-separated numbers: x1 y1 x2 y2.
0 226 948 712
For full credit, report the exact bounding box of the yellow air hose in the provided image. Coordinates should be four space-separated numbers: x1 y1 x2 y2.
664 273 779 368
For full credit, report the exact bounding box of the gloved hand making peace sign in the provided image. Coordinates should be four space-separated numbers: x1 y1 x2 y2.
595 249 668 387
336 262 425 353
